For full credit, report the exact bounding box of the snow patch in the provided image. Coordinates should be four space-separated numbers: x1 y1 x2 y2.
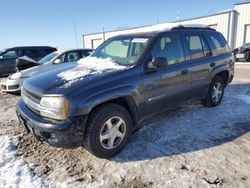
233 94 250 104
57 57 125 86
132 23 208 33
0 135 47 187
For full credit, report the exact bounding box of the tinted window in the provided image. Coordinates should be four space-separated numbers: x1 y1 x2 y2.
186 34 204 60
243 43 250 48
23 49 43 58
209 32 230 55
44 48 56 54
151 33 185 65
2 50 17 58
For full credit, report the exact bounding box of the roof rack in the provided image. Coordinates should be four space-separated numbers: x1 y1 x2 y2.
127 23 213 34
171 25 215 31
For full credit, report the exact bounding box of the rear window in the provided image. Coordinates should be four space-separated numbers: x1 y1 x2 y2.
44 48 56 54
208 32 230 55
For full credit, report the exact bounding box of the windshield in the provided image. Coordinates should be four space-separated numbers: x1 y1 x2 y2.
0 49 5 55
38 51 60 64
243 43 250 48
90 37 149 65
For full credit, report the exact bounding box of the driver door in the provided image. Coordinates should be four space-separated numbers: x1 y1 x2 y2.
0 50 18 74
143 33 192 116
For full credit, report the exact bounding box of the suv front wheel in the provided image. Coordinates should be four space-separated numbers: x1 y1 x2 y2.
203 76 225 107
84 103 133 158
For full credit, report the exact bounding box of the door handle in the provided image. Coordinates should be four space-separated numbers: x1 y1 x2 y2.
181 69 188 75
210 62 216 67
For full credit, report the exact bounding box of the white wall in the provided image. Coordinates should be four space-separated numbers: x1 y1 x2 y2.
234 3 250 47
178 13 230 40
83 2 250 49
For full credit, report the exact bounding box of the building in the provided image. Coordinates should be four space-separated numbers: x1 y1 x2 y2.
82 1 250 50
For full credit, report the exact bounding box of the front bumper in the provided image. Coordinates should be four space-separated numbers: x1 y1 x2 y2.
1 78 22 92
16 99 88 148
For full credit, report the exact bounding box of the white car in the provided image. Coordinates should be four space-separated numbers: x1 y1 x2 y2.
1 49 92 93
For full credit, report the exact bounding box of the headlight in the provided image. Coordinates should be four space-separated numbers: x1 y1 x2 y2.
9 72 21 80
40 96 69 120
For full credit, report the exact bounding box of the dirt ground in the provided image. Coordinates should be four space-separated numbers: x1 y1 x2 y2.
0 64 250 187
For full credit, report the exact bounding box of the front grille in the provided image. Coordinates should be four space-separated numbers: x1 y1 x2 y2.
8 85 19 90
24 89 41 102
1 85 6 90
22 88 41 115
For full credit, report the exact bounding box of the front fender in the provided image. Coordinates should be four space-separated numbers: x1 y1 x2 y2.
70 85 142 116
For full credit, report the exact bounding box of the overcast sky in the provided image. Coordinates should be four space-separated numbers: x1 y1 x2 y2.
0 0 243 49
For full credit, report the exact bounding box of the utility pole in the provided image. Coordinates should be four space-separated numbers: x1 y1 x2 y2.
73 21 79 48
102 27 105 42
209 6 213 14
177 10 181 22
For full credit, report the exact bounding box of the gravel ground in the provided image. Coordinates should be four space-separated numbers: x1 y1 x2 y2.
0 64 250 187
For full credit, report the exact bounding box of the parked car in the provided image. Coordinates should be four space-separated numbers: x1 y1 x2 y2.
1 49 92 93
0 46 57 75
16 25 234 158
232 43 250 62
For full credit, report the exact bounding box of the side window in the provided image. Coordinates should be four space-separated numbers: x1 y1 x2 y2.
44 48 56 54
82 50 92 58
151 33 185 65
209 32 230 55
200 35 211 57
2 50 17 58
23 49 42 59
185 34 204 60
62 52 80 63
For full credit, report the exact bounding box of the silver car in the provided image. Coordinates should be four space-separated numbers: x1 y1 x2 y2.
1 49 92 93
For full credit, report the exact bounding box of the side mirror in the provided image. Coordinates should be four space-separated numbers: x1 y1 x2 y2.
148 57 167 69
0 56 3 60
54 59 61 64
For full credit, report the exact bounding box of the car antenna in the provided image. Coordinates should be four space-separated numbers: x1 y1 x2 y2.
73 21 79 48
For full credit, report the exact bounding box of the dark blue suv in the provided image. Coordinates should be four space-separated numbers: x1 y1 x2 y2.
16 25 234 158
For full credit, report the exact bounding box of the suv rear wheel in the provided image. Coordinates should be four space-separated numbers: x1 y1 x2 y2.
203 76 225 107
84 103 132 158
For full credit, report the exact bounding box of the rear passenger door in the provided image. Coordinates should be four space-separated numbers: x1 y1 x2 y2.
143 32 192 116
183 32 212 99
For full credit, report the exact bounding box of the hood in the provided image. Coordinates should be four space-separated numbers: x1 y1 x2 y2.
16 56 39 71
18 56 37 63
23 57 127 95
20 61 78 78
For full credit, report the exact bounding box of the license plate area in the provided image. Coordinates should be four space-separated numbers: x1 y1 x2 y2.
236 53 245 59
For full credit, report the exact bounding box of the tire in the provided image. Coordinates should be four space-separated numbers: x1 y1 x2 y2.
203 76 225 107
246 52 250 62
84 103 133 158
